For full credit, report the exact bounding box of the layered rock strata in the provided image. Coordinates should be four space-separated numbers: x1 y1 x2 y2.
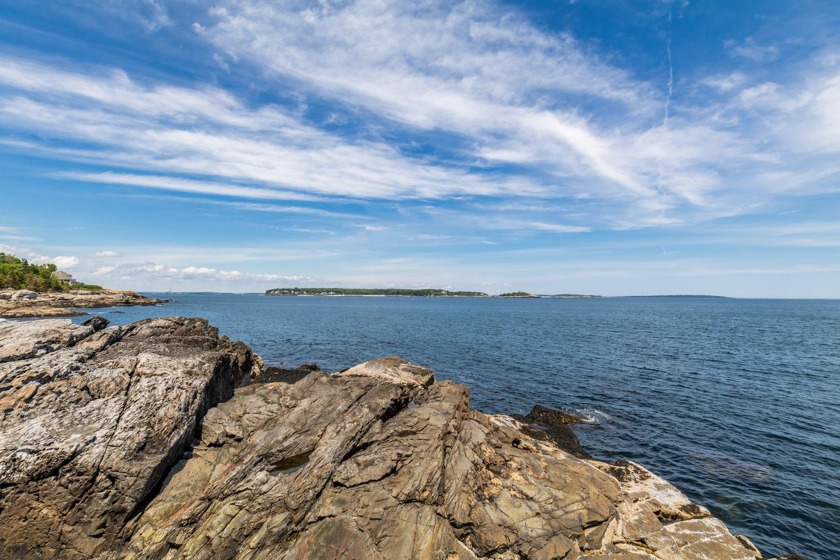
0 289 167 318
0 318 792 559
0 317 257 558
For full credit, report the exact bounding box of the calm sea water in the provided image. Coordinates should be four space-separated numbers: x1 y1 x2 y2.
72 294 838 559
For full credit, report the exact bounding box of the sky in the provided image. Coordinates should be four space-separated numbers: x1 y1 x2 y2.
1 0 839 297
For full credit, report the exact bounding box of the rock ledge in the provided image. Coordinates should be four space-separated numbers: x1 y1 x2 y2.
0 289 167 318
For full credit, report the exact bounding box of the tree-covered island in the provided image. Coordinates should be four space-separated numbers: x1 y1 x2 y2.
266 287 489 297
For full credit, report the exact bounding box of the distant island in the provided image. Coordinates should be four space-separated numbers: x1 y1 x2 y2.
620 295 729 299
266 287 488 297
266 288 603 298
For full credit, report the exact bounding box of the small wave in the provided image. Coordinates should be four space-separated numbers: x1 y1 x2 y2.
575 407 612 425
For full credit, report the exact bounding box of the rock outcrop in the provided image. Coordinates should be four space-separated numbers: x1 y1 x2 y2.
0 317 257 558
0 319 793 559
0 289 167 318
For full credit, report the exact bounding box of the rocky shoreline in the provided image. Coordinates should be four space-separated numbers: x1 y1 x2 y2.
0 289 167 318
0 317 802 559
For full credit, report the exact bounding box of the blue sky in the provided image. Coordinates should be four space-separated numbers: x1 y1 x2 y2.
1 0 839 297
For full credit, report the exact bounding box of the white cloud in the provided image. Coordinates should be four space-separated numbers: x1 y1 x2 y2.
702 72 747 92
94 250 121 257
27 253 79 269
56 172 324 202
200 0 660 197
0 225 38 242
137 0 171 31
0 55 545 201
194 0 837 226
726 37 779 62
738 82 782 106
0 0 839 238
212 53 230 72
53 256 79 269
114 262 306 284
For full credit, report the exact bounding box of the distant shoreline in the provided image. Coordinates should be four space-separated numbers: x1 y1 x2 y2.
0 289 168 318
265 287 602 298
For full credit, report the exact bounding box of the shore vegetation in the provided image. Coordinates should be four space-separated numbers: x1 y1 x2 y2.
0 253 68 292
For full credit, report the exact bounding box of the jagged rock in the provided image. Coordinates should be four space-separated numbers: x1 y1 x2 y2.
0 317 258 559
82 316 110 332
0 319 785 559
510 404 591 459
120 356 763 560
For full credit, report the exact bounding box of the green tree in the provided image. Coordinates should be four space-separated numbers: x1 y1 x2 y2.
0 253 70 292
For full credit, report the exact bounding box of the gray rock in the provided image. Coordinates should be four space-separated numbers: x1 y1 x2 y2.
0 290 168 318
11 289 38 300
0 317 258 559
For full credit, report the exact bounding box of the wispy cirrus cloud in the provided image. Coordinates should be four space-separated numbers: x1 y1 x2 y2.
1 0 840 241
0 55 545 202
55 172 325 202
199 1 663 199
726 37 779 62
195 0 840 220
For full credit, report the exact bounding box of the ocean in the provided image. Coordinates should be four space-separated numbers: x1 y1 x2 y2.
74 294 839 559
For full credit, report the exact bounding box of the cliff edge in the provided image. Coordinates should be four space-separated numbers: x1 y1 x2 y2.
0 318 795 559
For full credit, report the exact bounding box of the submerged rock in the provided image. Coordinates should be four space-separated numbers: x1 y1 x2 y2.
0 319 786 559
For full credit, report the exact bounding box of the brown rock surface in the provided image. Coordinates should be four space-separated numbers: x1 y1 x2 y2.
0 289 167 318
0 317 258 559
119 356 764 560
0 320 781 559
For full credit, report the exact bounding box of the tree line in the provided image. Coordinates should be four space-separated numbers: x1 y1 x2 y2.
0 253 101 292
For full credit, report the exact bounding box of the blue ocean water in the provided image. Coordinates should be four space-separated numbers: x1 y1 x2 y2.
74 294 838 559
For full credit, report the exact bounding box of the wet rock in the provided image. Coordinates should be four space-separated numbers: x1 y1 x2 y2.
510 404 591 459
81 316 110 332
